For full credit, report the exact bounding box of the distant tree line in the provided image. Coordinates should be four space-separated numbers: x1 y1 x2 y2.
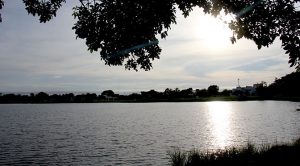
0 92 100 103
0 85 228 103
0 72 299 103
122 85 227 101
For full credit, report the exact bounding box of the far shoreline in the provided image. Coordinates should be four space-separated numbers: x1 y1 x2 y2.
1 96 300 104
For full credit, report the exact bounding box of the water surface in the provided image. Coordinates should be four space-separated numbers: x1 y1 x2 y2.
0 101 300 165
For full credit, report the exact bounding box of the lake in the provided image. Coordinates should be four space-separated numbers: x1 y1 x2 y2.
0 101 300 165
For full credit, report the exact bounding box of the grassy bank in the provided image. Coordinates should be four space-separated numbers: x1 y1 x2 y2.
169 138 300 166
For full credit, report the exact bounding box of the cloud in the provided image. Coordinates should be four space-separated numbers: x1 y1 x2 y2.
231 58 283 71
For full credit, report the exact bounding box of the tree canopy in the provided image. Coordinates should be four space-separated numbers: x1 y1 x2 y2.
207 85 219 96
0 0 299 71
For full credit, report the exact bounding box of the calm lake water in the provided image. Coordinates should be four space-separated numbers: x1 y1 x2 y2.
0 101 300 165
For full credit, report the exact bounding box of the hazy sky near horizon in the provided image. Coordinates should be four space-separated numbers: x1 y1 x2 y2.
0 1 295 93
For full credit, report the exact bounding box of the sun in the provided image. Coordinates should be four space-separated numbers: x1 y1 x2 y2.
193 14 233 50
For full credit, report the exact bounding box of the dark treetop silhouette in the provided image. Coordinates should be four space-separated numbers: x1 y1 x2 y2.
0 0 299 71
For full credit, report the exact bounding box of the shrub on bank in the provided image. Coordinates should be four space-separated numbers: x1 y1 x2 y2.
169 138 300 166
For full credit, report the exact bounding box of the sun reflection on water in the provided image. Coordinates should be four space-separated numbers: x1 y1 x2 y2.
206 101 232 149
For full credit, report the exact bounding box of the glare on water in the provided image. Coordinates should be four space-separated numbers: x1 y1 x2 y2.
206 101 232 149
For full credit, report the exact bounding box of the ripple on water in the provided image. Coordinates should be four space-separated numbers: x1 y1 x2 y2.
0 101 300 165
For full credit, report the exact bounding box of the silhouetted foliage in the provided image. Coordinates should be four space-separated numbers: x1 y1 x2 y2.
35 92 49 102
250 72 300 100
23 0 66 23
141 90 164 99
125 93 142 100
0 0 299 70
74 93 97 102
255 83 269 98
164 88 173 98
0 0 3 22
169 138 300 166
162 88 177 99
0 92 97 103
179 88 195 98
207 85 219 96
101 90 115 97
195 89 209 97
268 72 300 97
231 89 243 96
220 89 231 96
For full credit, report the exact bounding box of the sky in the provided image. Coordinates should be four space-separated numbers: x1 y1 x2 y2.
0 0 295 93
